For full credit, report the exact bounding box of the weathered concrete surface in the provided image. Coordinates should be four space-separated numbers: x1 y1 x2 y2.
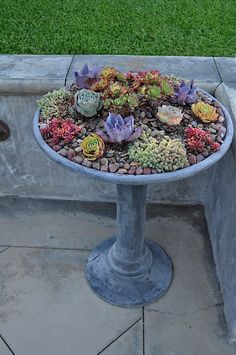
101 320 143 355
0 198 235 354
0 55 73 94
0 93 210 204
215 57 236 82
0 338 12 355
67 55 221 93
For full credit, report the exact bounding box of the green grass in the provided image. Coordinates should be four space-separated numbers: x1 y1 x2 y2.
1 0 236 56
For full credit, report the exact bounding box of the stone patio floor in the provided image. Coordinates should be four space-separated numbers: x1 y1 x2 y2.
0 197 236 355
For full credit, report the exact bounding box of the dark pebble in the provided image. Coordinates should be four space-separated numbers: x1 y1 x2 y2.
128 167 136 175
92 162 101 170
136 167 143 175
189 155 197 165
72 156 83 164
101 165 109 172
196 154 204 163
117 168 128 174
82 159 92 168
109 163 119 173
143 167 151 175
68 149 75 160
59 149 68 157
53 145 61 152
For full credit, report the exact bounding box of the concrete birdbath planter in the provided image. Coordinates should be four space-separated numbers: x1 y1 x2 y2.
33 64 233 307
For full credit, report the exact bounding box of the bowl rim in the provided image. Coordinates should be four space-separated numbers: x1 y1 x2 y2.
33 87 234 185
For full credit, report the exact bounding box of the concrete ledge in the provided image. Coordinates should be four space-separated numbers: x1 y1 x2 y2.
67 55 221 94
0 55 73 94
214 57 236 82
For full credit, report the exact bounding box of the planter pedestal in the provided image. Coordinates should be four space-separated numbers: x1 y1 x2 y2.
86 184 172 307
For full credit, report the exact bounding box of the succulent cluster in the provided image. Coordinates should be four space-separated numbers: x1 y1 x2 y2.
81 133 105 160
171 80 197 106
40 118 80 145
185 127 220 154
74 63 101 89
74 89 103 117
191 101 218 123
97 112 142 144
128 131 188 172
157 105 183 126
38 89 74 120
38 64 226 175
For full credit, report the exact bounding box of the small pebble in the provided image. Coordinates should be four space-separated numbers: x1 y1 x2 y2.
130 161 140 166
101 157 109 165
81 128 87 135
101 165 109 172
189 155 197 165
75 146 83 153
218 126 226 138
117 168 128 174
191 121 198 127
106 151 114 158
92 162 101 170
217 135 223 143
196 154 204 163
140 112 146 118
128 167 136 175
71 142 79 148
143 118 149 124
218 116 225 123
59 149 68 157
53 145 61 152
82 159 92 168
136 167 143 175
68 149 75 160
151 169 157 174
143 167 151 175
109 163 119 173
124 163 130 170
72 156 83 164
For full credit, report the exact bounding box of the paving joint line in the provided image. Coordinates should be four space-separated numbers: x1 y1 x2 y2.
213 57 223 83
97 317 142 355
65 54 75 86
146 302 223 317
142 306 145 355
0 335 15 355
0 245 91 252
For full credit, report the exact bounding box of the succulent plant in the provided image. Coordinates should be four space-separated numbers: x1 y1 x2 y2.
161 80 174 96
191 101 218 123
97 112 142 144
74 63 101 89
90 78 109 91
138 70 160 85
38 89 74 120
128 131 188 172
104 93 139 111
146 85 161 99
157 105 183 125
40 118 81 145
74 89 103 117
185 126 220 153
108 82 128 97
171 80 197 106
101 66 118 80
81 133 105 161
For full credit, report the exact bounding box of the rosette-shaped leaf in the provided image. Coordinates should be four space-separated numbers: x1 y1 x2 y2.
171 80 197 106
97 112 142 144
101 66 118 80
74 89 103 117
74 64 101 89
191 101 218 123
81 133 105 161
147 85 161 99
157 105 183 125
185 126 220 153
108 82 128 97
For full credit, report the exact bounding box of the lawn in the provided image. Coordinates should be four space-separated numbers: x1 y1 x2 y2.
1 0 236 56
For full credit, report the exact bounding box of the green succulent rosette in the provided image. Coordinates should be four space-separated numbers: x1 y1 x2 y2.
75 89 103 118
81 133 105 161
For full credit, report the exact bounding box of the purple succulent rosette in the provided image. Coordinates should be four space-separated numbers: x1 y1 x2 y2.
171 80 197 106
97 112 142 144
74 63 101 89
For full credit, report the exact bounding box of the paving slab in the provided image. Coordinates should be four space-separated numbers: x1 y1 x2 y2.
145 306 236 355
0 338 12 354
67 55 220 93
0 247 141 355
215 57 236 82
100 319 143 355
0 55 73 94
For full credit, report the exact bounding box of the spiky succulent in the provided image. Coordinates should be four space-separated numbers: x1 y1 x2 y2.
81 133 105 161
171 80 197 106
157 105 183 125
74 89 103 117
97 112 142 144
38 89 74 120
128 131 188 172
74 63 101 89
191 101 219 123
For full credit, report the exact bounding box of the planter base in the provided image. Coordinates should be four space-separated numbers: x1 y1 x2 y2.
86 237 173 307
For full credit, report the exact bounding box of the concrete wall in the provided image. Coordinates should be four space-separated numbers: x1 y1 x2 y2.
1 55 236 338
